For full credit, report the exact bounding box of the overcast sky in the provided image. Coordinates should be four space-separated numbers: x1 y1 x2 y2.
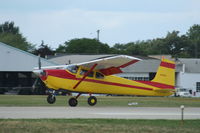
0 0 200 48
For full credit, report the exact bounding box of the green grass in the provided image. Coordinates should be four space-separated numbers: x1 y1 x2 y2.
0 119 200 133
0 95 200 107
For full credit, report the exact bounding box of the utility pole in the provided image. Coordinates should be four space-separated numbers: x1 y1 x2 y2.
97 30 100 41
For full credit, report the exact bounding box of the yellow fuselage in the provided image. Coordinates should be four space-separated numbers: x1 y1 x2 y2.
41 68 173 96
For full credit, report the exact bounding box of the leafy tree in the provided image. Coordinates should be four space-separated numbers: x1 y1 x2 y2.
187 24 200 38
56 38 110 54
162 31 185 57
33 40 55 58
0 21 19 34
0 21 34 52
0 33 33 51
56 44 66 53
112 43 128 54
111 28 194 58
186 24 200 58
125 42 145 55
145 38 166 55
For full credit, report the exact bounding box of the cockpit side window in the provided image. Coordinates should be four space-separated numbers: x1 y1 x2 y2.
66 65 79 74
95 72 104 79
80 69 94 77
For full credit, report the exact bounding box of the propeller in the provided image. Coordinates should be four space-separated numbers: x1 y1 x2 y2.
33 55 45 76
32 55 43 94
38 54 41 70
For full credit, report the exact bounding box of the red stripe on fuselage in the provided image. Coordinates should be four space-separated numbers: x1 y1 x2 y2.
136 80 175 89
160 62 175 69
47 69 76 79
84 78 153 91
45 69 153 91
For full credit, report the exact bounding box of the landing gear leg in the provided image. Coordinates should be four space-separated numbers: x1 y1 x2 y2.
68 93 81 107
47 90 56 104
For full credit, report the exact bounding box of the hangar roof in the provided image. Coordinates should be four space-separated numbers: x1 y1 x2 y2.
0 42 57 72
121 59 161 73
49 54 200 73
178 58 200 73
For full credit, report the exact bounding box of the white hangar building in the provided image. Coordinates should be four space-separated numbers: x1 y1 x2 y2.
176 59 200 96
0 42 56 94
49 54 200 97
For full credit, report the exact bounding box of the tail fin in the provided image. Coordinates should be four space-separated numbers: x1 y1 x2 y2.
152 58 175 87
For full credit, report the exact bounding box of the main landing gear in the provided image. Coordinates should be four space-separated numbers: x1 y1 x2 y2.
46 91 97 107
68 93 97 107
88 96 97 106
68 93 81 107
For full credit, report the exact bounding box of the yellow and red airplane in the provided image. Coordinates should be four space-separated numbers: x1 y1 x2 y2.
33 55 175 107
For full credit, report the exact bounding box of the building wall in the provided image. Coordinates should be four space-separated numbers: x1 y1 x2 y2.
0 42 56 94
178 72 200 96
0 42 56 71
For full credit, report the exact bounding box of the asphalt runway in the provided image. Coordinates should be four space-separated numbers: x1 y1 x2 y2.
0 107 200 119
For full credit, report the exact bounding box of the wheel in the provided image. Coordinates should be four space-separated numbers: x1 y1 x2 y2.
47 94 56 104
88 96 97 106
68 97 78 107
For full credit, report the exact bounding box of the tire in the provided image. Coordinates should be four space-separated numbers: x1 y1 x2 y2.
68 97 78 107
47 94 56 104
88 96 97 106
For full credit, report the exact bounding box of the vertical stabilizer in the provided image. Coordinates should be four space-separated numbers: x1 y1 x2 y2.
152 58 175 86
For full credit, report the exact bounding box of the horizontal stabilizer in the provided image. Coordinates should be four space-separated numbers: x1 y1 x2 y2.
154 89 175 93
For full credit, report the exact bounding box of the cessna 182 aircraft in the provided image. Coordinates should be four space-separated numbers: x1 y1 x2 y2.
33 55 175 107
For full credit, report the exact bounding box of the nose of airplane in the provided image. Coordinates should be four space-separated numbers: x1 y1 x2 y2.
33 69 43 76
33 69 47 80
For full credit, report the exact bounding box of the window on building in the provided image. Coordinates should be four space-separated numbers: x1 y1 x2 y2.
144 77 149 81
196 82 200 92
123 77 149 81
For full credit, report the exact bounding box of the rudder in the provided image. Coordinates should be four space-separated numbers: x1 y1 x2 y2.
152 58 175 86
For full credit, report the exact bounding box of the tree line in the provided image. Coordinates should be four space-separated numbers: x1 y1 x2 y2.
0 21 200 58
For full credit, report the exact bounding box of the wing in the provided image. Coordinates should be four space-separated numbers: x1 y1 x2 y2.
76 55 141 76
34 65 68 70
34 55 141 76
154 89 175 93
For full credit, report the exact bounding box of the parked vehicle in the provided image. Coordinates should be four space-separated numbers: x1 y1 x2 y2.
175 88 191 97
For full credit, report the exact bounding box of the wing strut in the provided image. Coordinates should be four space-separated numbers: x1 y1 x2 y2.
73 63 97 89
